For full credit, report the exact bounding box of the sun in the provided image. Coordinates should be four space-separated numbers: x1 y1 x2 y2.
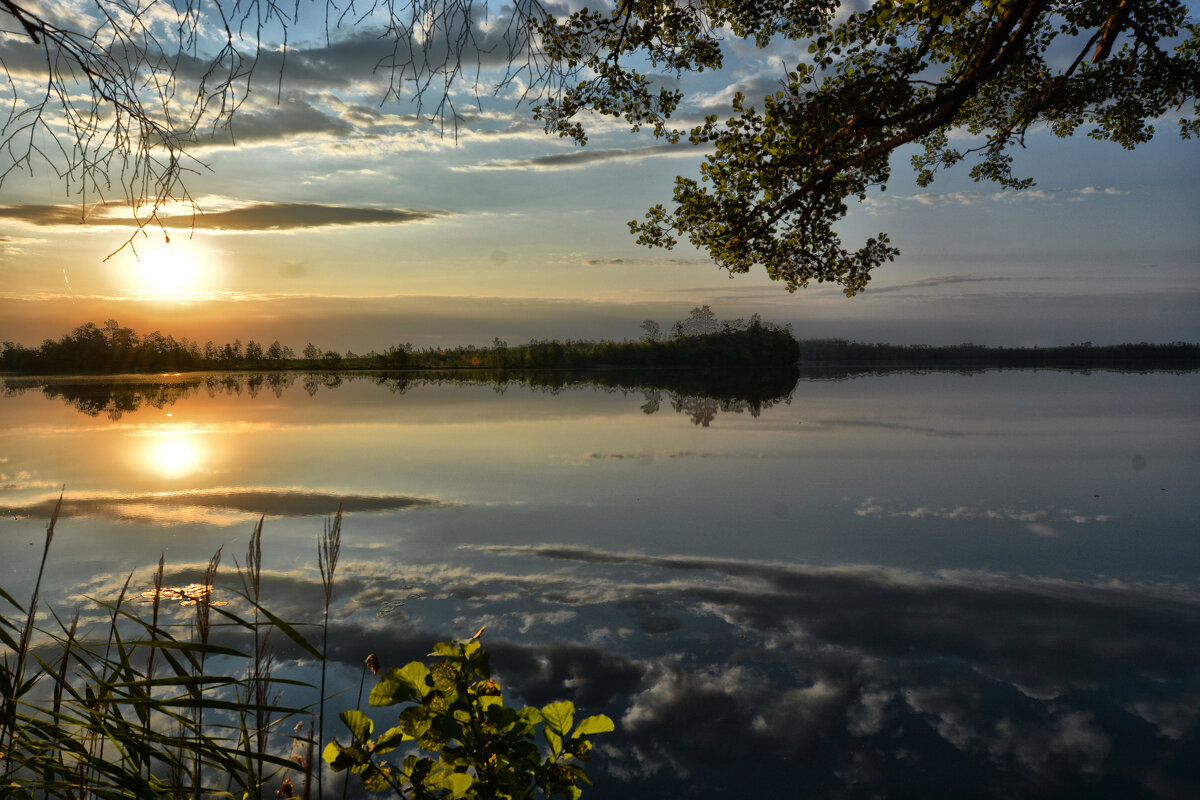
131 240 207 298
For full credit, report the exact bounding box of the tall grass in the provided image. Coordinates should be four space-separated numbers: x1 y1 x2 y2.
316 504 342 800
0 507 329 799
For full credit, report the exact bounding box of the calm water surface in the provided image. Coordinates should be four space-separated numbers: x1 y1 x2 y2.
2 370 1198 798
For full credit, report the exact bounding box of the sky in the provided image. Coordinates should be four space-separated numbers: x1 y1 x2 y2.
0 0 1197 352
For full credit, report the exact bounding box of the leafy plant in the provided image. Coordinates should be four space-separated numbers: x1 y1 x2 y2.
324 630 614 799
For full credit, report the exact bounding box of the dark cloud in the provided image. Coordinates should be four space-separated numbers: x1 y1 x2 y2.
468 544 1200 695
458 143 711 172
584 450 715 461
867 273 1057 294
0 202 449 231
198 93 354 145
797 416 1004 438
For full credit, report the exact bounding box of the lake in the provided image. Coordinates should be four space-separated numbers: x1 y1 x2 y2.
2 368 1198 798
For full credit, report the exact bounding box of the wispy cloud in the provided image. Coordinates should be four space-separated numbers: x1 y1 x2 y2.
550 251 709 269
1 488 444 526
583 450 716 462
0 201 451 232
865 274 1058 294
863 186 1128 212
854 498 1113 531
453 142 711 172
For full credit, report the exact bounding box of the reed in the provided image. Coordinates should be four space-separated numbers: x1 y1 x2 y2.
236 515 274 799
1 500 611 800
0 512 318 798
316 504 343 800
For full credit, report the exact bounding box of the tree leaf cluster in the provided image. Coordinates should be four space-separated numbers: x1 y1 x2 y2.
534 0 1199 293
324 633 614 799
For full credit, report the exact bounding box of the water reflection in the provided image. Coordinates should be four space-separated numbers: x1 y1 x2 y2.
2 369 1196 798
3 369 799 426
0 490 444 526
143 430 205 478
330 546 1199 798
60 541 1200 799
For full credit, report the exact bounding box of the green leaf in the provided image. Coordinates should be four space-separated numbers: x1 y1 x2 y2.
370 661 431 705
541 700 574 735
545 727 563 758
340 709 373 742
430 640 459 657
443 772 475 799
572 714 615 737
362 764 397 793
374 725 408 754
396 705 433 740
323 739 367 772
253 603 322 660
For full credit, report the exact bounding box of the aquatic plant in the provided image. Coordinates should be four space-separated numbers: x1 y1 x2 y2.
0 503 316 797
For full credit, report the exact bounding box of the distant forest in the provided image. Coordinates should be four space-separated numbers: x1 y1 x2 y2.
2 309 1198 375
795 339 1200 371
0 308 799 374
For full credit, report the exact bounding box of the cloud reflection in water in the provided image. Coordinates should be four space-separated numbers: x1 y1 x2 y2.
0 489 444 525
72 542 1186 799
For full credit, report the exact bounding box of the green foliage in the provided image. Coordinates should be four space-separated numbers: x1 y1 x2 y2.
534 0 1200 293
324 632 614 799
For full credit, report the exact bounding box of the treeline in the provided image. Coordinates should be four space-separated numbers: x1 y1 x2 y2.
0 310 799 374
795 339 1200 370
382 321 799 370
7 318 1198 376
0 320 298 374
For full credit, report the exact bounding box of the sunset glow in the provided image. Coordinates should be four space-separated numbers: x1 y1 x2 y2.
129 241 209 299
145 431 205 478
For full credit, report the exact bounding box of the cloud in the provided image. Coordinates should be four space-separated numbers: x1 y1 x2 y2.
583 450 715 462
795 416 1003 439
0 201 451 232
195 92 355 146
853 498 1114 525
866 274 1058 294
464 544 1200 700
552 252 708 268
1 488 444 526
862 186 1129 213
454 142 712 172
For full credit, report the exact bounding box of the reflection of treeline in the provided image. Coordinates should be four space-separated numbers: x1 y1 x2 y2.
3 369 798 424
374 368 799 424
796 339 1200 371
2 373 299 420
0 315 800 374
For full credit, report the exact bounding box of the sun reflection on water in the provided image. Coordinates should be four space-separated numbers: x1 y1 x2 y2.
145 431 205 478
